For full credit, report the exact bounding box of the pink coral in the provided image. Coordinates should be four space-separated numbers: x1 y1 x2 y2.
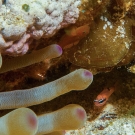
2 34 31 56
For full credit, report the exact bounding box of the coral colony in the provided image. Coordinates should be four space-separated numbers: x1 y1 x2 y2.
0 0 81 56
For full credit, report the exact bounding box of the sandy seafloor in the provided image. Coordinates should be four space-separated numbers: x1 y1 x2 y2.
65 100 135 135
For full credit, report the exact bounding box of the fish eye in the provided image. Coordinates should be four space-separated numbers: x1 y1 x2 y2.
98 98 106 104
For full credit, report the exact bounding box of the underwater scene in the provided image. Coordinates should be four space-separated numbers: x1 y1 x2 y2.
0 0 135 135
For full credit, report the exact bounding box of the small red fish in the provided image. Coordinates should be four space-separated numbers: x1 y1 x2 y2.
94 87 115 107
58 24 90 49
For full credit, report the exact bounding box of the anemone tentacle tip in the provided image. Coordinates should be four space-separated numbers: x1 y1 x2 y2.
76 108 86 120
27 113 38 129
55 44 63 55
84 70 93 77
